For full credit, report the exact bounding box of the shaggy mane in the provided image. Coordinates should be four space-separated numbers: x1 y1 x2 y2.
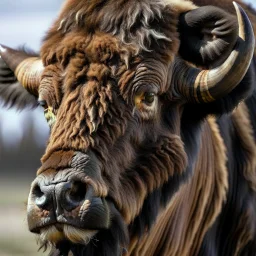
42 0 182 56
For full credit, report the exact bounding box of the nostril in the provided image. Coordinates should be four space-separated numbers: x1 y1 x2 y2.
33 184 48 209
33 184 44 198
67 181 87 203
62 181 87 211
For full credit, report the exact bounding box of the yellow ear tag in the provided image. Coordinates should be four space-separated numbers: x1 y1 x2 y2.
44 107 56 127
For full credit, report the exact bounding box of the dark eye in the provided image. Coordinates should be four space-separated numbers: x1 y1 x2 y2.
143 92 155 105
38 100 47 109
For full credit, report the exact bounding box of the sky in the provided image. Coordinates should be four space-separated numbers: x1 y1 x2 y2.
0 0 256 146
0 0 63 146
246 0 256 5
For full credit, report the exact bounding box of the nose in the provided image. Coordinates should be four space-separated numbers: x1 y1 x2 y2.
32 180 87 213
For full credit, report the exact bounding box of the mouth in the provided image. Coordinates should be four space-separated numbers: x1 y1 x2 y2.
38 223 98 245
30 198 129 255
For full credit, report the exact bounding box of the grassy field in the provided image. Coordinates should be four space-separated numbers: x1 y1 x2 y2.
0 177 48 256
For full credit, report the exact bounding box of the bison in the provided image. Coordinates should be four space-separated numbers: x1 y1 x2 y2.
0 0 256 255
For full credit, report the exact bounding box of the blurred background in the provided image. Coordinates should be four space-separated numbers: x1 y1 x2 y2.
0 1 63 255
0 0 255 255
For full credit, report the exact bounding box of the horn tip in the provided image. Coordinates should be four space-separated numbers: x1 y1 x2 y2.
0 45 7 53
232 1 238 7
232 1 243 17
232 1 243 12
232 1 249 21
233 0 255 46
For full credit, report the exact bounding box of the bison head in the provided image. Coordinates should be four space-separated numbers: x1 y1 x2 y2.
0 0 254 255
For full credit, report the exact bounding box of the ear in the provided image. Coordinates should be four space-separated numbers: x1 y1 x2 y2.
178 6 238 68
0 54 38 110
171 2 254 119
176 4 255 117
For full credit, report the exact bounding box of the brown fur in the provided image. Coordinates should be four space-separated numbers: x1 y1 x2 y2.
128 117 228 255
232 103 256 192
230 103 256 255
19 0 256 255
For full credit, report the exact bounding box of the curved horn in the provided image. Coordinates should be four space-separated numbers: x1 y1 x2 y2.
0 45 44 96
173 2 255 103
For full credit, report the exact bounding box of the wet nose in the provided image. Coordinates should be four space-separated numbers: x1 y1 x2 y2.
32 180 87 212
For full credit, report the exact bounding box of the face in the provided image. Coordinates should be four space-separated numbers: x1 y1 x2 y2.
26 30 187 246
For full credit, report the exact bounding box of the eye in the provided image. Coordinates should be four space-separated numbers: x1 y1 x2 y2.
134 89 158 120
38 99 48 109
135 91 157 107
143 92 155 105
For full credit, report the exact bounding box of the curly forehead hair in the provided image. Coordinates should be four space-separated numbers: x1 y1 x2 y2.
40 33 133 158
39 0 180 161
41 0 181 58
